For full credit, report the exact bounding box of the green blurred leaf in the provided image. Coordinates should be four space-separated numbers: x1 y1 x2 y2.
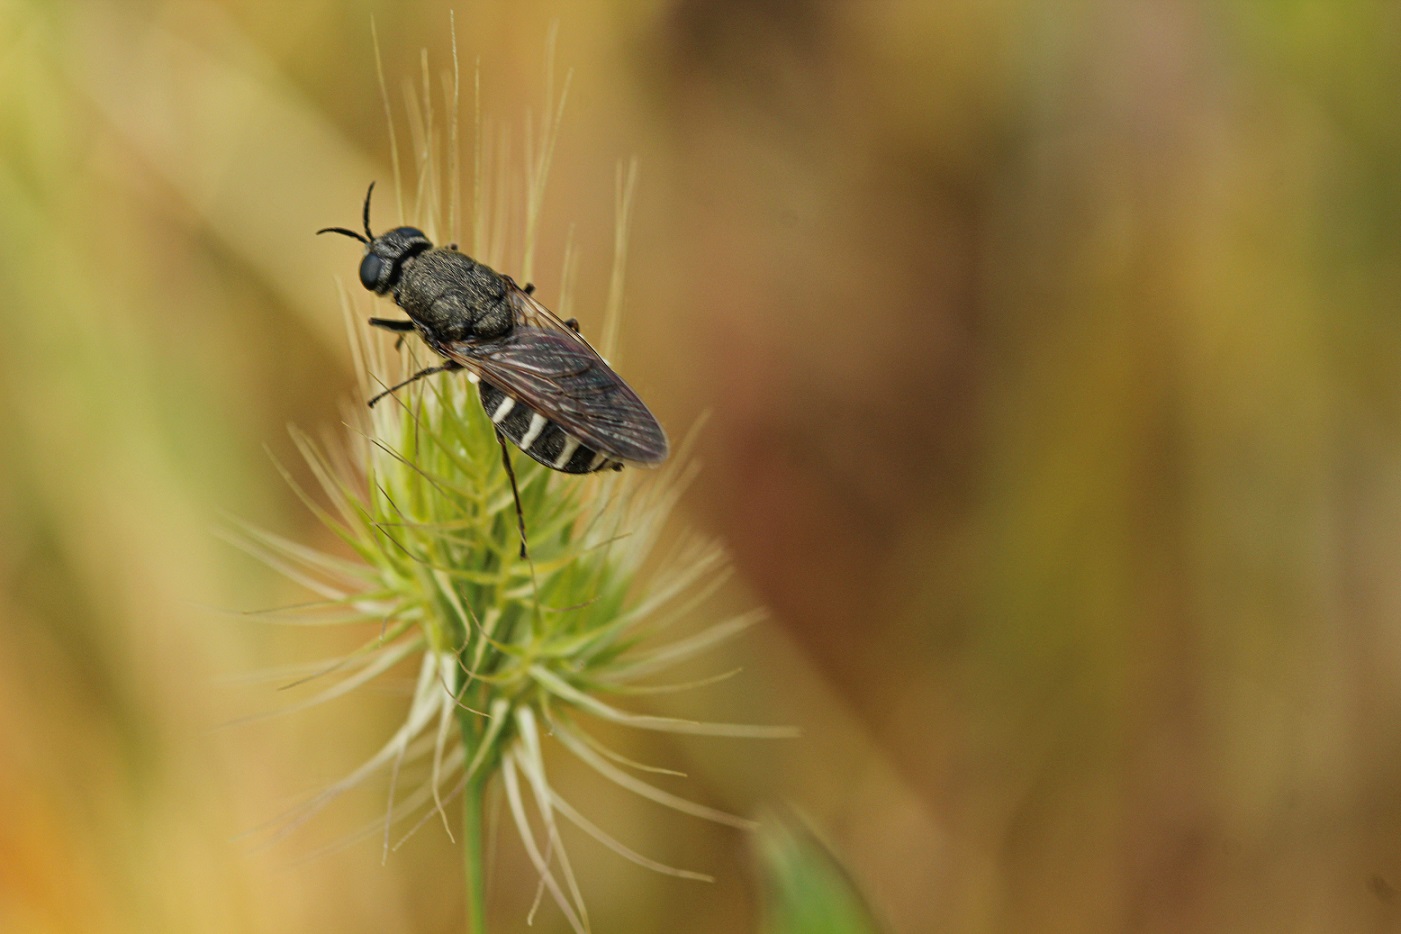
756 814 884 934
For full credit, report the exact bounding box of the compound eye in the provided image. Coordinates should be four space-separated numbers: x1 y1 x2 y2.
359 253 385 290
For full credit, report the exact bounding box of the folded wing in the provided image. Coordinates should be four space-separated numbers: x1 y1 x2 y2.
442 327 669 465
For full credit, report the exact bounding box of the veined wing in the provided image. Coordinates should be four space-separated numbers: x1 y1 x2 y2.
440 325 668 466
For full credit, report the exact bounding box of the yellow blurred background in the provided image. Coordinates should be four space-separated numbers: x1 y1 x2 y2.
4 1 1401 932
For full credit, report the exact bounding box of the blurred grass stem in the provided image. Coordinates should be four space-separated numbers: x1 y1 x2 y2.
459 719 488 934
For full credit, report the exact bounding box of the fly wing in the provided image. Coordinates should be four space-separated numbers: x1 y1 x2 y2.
503 279 585 333
441 325 669 466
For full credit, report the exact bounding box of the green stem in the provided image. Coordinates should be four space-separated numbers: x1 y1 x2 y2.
459 716 488 934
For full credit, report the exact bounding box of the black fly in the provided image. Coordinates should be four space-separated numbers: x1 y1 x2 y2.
319 182 669 555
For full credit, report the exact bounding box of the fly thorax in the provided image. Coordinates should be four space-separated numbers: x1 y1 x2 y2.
469 298 513 339
394 251 494 340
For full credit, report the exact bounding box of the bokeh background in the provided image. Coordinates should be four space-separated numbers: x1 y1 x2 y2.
4 1 1401 932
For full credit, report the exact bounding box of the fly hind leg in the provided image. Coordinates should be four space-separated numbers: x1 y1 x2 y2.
494 429 530 560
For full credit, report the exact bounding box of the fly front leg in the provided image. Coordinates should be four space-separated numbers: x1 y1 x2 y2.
369 316 417 350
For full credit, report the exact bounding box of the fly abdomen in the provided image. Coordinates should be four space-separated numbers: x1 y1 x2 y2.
479 381 618 474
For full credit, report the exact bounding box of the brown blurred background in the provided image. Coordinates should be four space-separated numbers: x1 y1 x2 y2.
4 1 1401 932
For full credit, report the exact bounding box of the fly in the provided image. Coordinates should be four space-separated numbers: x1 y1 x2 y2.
319 182 669 555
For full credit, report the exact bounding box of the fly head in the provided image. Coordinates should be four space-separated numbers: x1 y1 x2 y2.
317 182 432 295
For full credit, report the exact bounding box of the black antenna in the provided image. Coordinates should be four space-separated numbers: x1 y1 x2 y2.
315 181 379 243
316 226 368 243
362 181 376 240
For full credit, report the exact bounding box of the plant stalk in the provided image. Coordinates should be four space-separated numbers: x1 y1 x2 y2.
459 714 488 934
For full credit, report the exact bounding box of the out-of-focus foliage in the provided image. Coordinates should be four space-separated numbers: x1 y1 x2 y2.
3 0 1401 932
756 815 882 934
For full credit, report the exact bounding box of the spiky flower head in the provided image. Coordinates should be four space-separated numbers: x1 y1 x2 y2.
232 26 791 933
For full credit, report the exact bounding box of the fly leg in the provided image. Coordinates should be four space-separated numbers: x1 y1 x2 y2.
494 429 530 560
369 316 416 351
367 359 462 408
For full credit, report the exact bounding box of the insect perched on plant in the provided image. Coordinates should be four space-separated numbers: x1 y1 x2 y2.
319 182 669 554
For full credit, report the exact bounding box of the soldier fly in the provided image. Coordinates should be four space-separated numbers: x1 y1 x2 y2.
318 183 669 556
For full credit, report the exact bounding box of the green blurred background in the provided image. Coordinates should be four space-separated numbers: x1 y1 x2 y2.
4 1 1401 932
